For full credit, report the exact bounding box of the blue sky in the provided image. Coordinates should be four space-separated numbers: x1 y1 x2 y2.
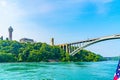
0 0 120 57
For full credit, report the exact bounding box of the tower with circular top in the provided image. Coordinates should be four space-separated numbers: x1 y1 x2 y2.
8 26 13 40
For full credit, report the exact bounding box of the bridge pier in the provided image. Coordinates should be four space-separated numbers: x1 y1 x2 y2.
73 44 76 51
63 45 66 51
68 44 71 53
65 44 68 53
60 44 68 53
59 44 72 53
59 43 83 54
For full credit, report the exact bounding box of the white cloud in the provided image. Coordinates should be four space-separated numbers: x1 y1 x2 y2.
38 3 54 14
0 0 7 7
90 0 113 14
17 1 55 16
0 0 25 23
0 0 53 42
69 0 113 3
92 0 113 14
91 0 113 3
68 0 113 14
0 0 114 42
0 0 26 39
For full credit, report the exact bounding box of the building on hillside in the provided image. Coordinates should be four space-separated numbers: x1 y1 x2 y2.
20 38 34 43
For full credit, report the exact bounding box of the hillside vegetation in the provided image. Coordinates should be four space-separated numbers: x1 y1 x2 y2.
0 40 105 62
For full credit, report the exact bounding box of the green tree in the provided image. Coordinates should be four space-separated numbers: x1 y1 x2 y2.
0 52 17 62
27 50 42 62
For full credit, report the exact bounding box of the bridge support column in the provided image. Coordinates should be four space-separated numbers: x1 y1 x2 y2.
79 43 81 48
63 45 65 51
65 44 68 53
60 45 65 51
68 44 71 53
74 44 76 51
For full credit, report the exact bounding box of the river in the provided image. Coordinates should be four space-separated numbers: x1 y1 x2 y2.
0 61 118 80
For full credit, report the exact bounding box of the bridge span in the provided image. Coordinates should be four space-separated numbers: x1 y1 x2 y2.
56 34 120 56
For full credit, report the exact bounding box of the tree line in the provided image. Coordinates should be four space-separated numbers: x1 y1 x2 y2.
0 40 105 62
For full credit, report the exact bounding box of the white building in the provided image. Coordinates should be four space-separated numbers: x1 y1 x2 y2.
20 38 34 43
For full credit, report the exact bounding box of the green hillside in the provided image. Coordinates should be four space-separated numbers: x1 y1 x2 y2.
0 40 105 62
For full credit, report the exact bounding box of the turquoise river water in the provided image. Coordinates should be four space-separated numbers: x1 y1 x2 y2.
0 61 118 80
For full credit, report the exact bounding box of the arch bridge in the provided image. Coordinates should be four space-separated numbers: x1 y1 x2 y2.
57 34 120 56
